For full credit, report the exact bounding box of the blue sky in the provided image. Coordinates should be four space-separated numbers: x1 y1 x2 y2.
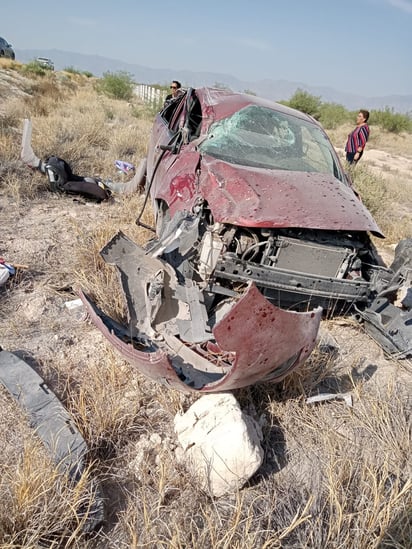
2 0 411 96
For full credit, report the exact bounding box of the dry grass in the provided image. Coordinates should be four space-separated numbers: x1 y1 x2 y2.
0 65 411 548
0 413 100 548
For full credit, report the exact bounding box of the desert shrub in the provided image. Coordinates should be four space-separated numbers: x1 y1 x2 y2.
63 65 82 75
0 100 25 130
319 102 351 129
21 61 48 77
285 88 322 119
131 103 159 119
371 107 412 133
95 71 135 101
22 78 67 117
62 66 93 78
26 78 62 100
350 164 390 220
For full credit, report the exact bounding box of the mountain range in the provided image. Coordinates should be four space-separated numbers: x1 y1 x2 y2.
15 48 412 114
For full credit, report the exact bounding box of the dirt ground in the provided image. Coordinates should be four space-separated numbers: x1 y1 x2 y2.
335 144 412 183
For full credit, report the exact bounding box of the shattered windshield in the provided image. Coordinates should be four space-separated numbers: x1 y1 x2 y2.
199 105 343 181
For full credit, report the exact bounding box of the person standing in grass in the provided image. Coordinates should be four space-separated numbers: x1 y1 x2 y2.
345 109 370 164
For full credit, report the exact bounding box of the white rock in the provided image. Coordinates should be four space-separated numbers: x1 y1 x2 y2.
174 392 263 497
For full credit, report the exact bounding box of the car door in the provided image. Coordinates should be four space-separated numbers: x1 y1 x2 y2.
148 90 202 217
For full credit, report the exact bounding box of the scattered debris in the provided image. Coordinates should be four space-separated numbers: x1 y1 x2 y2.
306 392 353 407
0 258 15 287
65 298 84 310
174 393 263 496
115 159 135 174
104 157 147 194
65 298 85 320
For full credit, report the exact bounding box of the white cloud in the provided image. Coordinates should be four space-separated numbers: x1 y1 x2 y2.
384 0 412 13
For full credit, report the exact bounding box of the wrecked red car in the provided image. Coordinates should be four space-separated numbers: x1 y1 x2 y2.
80 87 412 392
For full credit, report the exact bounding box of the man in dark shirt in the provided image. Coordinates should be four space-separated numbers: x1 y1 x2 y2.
345 110 370 164
165 80 182 102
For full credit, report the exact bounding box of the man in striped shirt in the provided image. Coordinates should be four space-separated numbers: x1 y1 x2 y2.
345 109 370 164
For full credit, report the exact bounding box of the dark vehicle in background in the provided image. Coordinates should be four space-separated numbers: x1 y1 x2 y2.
0 36 15 60
80 88 412 393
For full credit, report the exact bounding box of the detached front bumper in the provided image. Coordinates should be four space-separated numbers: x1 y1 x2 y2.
79 232 322 393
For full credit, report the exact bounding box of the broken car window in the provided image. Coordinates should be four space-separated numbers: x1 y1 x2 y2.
199 105 343 181
160 93 186 128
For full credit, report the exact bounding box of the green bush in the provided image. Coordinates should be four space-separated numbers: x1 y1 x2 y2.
21 61 48 77
95 71 135 101
319 102 351 129
285 88 322 119
63 66 82 75
371 107 412 133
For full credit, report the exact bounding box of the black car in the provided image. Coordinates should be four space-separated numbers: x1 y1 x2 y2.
0 36 15 60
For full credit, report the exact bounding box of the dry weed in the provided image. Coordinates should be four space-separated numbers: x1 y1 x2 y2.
0 434 100 548
349 164 412 244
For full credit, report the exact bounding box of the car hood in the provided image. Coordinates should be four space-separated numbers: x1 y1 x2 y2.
199 156 383 236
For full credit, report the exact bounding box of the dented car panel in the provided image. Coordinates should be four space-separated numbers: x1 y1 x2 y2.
153 151 201 218
198 156 382 233
79 232 322 393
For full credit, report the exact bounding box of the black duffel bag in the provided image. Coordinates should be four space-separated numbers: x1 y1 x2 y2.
44 156 111 202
